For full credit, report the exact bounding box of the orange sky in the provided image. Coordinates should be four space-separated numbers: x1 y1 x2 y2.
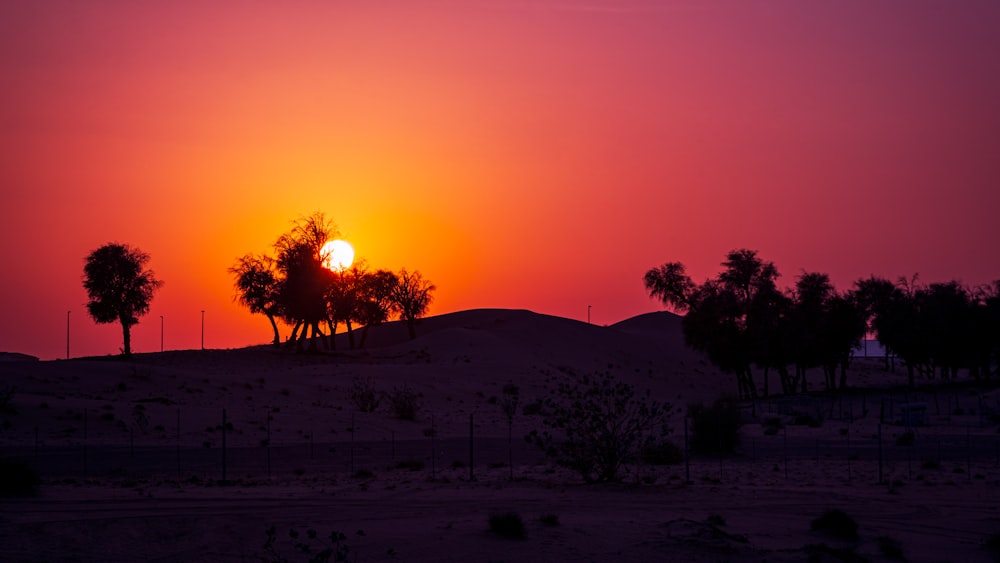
3 1 999 360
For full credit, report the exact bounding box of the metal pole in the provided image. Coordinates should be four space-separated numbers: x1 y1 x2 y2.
201 310 205 350
160 315 164 352
587 305 591 324
66 310 71 359
222 408 227 483
469 413 474 481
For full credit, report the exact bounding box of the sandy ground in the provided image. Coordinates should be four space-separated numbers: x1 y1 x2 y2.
2 309 999 562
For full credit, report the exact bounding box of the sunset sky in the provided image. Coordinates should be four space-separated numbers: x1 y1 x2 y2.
3 1 999 360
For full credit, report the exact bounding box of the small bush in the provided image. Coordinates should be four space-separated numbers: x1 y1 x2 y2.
984 532 1000 555
353 469 374 479
639 441 684 466
688 396 742 454
811 509 859 540
527 371 672 482
522 400 544 416
539 513 560 527
0 457 39 496
896 430 915 447
489 512 526 539
260 526 355 563
394 459 425 472
387 386 421 421
348 377 381 413
706 514 726 527
921 459 941 470
877 536 905 560
0 386 17 415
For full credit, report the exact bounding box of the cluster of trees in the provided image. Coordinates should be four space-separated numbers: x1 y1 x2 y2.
645 249 1000 398
230 213 436 352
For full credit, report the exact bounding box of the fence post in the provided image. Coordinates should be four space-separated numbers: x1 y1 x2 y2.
431 416 437 480
846 427 852 483
176 408 181 477
350 413 355 475
222 408 228 483
877 423 883 485
83 408 88 477
684 417 690 484
783 426 788 481
266 410 272 480
469 413 474 481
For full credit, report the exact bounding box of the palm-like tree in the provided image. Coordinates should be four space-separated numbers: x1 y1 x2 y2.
229 254 282 346
392 269 436 340
83 243 163 358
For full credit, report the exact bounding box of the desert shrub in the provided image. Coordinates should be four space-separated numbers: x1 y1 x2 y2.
387 386 421 421
706 514 726 527
688 396 742 454
984 532 1000 555
526 371 672 483
489 512 526 539
522 400 544 416
539 513 560 526
896 430 915 446
639 440 684 466
394 459 425 472
260 526 357 563
348 377 380 413
877 536 905 560
762 417 783 436
0 457 39 496
803 543 865 563
793 412 824 428
0 386 17 414
500 383 520 422
810 509 859 540
921 459 941 470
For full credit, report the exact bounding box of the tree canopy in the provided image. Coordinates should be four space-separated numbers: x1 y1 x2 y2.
83 243 163 358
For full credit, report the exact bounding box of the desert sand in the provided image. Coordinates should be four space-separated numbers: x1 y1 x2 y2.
2 309 999 562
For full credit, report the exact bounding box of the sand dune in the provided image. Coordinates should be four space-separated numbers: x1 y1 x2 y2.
1 308 998 562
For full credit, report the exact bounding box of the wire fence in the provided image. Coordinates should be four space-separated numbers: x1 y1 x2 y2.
4 396 999 487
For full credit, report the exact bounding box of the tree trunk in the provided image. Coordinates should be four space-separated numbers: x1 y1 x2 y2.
121 319 132 358
346 320 355 350
267 315 280 346
407 318 416 340
326 319 337 351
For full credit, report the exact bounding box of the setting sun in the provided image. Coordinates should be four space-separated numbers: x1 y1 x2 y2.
321 239 355 272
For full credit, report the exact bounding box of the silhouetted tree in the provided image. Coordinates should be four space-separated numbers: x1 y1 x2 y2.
229 254 283 346
643 262 694 312
647 250 780 400
83 243 163 358
391 268 436 340
355 269 400 348
853 275 901 371
273 213 339 352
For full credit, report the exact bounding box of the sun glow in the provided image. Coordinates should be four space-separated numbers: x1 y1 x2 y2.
321 240 355 271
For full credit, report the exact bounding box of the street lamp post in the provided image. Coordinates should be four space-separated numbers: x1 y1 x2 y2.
201 310 205 350
66 310 71 359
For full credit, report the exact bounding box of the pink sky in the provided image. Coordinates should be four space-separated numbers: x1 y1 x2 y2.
2 1 999 360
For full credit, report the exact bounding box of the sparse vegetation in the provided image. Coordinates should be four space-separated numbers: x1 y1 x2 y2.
688 396 742 454
0 457 39 496
810 509 859 540
527 370 671 483
877 535 906 560
348 377 381 413
639 440 684 466
260 525 358 563
387 386 421 421
0 386 16 414
539 514 560 527
489 512 526 539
